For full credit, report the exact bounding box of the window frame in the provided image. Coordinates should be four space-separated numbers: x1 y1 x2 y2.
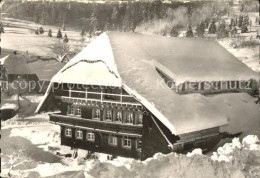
75 105 81 116
108 134 118 146
137 113 143 125
93 107 101 119
67 105 74 115
136 138 142 151
122 136 132 149
125 111 134 124
114 110 123 122
75 129 83 140
105 109 113 121
65 127 72 137
86 131 95 142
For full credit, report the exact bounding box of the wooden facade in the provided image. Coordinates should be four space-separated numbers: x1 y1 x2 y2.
49 82 221 160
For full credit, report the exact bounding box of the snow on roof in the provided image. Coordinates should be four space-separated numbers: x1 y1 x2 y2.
61 32 121 81
0 103 18 110
50 33 121 86
107 32 228 134
0 54 34 75
28 60 65 81
110 32 259 85
51 60 121 86
38 32 260 135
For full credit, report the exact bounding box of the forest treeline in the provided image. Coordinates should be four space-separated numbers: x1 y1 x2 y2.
2 0 258 33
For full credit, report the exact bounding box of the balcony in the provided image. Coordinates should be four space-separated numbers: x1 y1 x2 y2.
49 113 143 135
55 95 142 108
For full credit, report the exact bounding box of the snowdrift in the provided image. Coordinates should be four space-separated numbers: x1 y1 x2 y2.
87 135 260 178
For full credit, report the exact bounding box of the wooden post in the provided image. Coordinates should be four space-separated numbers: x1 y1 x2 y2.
120 91 122 103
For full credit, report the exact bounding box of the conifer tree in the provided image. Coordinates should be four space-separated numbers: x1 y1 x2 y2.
63 33 69 43
80 27 86 42
238 15 243 28
241 18 248 33
208 19 217 34
35 28 39 35
196 22 205 38
186 25 193 38
62 23 66 31
48 29 52 37
0 22 4 33
57 29 62 38
170 26 178 37
39 26 44 34
217 20 228 39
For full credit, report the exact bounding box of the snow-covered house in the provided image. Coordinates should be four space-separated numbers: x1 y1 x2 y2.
36 32 259 160
0 53 38 94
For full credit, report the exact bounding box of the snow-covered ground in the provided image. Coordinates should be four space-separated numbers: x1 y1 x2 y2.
1 17 89 58
1 90 260 177
1 117 260 178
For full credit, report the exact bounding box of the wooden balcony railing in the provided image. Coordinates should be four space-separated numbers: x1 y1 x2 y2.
55 95 142 107
50 113 143 135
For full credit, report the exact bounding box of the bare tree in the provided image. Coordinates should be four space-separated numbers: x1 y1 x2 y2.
55 40 70 61
6 151 29 177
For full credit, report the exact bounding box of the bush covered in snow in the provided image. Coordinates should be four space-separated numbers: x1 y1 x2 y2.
87 136 260 178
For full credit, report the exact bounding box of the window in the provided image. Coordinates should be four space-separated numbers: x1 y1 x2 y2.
108 135 118 146
115 111 122 122
138 113 143 125
136 139 142 150
106 110 112 121
75 105 81 116
94 108 101 118
67 105 74 115
65 127 72 137
125 112 133 124
103 88 116 100
75 129 83 140
122 136 131 148
86 131 95 142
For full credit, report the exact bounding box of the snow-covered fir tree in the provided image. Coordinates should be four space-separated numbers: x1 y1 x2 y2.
217 20 228 39
62 23 66 31
48 29 52 37
63 33 69 43
57 29 62 38
208 19 217 34
80 27 86 42
35 28 39 35
39 27 44 34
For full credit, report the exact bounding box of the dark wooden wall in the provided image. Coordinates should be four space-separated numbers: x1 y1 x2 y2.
141 112 172 160
60 126 141 159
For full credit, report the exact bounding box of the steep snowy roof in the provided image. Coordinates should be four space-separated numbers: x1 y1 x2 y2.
52 60 121 86
35 32 260 135
0 54 34 75
108 32 258 85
